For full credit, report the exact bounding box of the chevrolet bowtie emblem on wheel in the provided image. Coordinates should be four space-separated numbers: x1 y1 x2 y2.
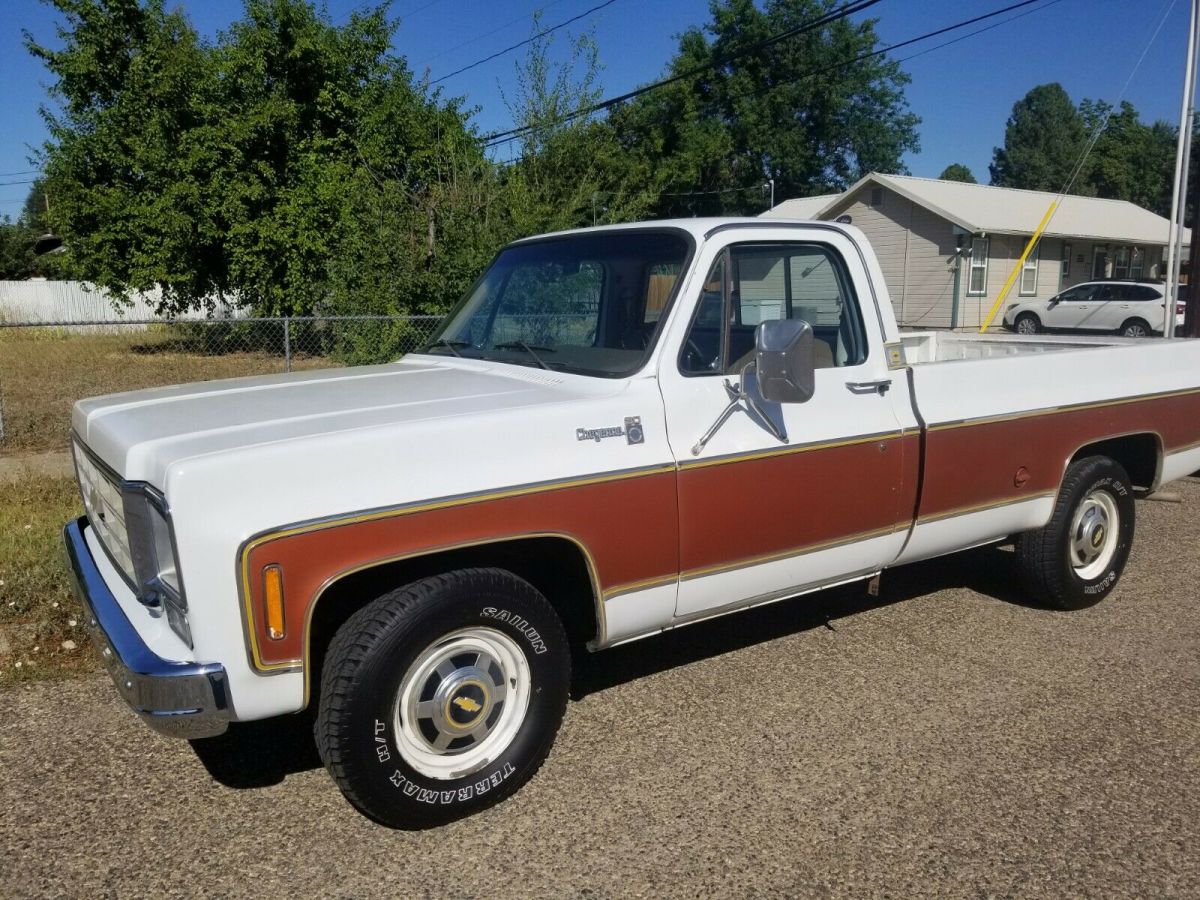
452 696 482 714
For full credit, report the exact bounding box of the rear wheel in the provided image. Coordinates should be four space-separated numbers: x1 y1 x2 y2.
1015 312 1041 335
1119 318 1151 338
315 568 570 828
1014 456 1135 610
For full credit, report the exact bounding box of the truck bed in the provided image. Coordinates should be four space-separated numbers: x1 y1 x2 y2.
899 330 1128 364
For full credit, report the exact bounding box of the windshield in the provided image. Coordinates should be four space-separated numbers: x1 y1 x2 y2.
420 230 692 377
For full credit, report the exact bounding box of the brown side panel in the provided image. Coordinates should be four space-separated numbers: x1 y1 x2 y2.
677 432 919 574
920 391 1200 520
245 471 680 665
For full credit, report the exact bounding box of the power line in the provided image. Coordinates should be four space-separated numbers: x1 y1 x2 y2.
1056 0 1175 199
415 0 571 67
482 0 885 147
888 0 1068 67
482 0 1056 150
397 0 445 20
430 0 621 85
0 179 38 187
0 170 40 178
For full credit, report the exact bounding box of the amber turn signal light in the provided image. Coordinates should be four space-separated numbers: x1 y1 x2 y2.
263 565 286 640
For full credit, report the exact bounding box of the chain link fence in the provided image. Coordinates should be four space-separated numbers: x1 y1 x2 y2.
0 315 443 454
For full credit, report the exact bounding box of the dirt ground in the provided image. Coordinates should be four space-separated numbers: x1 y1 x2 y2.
2 477 1198 898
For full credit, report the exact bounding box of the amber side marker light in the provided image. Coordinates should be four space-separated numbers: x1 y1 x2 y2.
263 565 286 640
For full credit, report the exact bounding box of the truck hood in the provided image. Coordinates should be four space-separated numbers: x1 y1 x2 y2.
73 357 603 484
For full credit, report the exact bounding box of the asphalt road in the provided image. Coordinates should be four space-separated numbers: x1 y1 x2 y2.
3 477 1199 899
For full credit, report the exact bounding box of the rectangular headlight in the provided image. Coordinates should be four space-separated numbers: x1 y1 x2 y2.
75 440 192 648
126 488 191 647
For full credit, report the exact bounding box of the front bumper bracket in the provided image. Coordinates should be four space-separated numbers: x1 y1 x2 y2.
63 517 230 739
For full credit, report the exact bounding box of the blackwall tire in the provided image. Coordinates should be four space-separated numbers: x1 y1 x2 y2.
1014 456 1135 611
1120 318 1151 338
314 568 569 828
1015 313 1041 335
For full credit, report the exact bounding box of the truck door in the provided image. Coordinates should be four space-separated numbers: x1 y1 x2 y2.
658 228 916 620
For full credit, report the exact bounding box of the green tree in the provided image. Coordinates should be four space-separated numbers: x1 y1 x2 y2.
1077 100 1175 215
609 0 920 216
497 17 655 233
989 83 1086 191
0 221 37 280
27 0 483 319
938 163 976 183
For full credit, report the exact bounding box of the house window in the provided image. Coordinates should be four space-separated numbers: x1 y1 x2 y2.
1130 246 1144 279
1061 243 1072 281
1113 246 1131 279
870 187 883 207
1092 246 1109 280
1019 241 1040 295
967 237 989 296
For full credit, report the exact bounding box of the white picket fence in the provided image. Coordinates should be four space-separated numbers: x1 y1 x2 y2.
0 279 241 326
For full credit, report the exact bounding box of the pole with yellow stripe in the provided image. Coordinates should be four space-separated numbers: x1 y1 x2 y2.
978 200 1058 332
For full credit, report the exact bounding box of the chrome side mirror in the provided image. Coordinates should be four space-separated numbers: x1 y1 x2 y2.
755 319 815 404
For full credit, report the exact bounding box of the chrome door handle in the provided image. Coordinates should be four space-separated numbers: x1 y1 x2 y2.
845 379 892 396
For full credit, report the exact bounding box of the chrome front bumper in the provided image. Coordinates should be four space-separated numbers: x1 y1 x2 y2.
63 517 230 739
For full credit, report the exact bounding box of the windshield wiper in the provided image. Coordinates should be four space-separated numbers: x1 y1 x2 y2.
420 338 470 358
492 340 556 371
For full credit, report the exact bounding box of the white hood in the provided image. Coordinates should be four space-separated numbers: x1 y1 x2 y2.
72 357 602 484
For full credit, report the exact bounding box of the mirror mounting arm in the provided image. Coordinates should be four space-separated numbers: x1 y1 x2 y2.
690 369 785 457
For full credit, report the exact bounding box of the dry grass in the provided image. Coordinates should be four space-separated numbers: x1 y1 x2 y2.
0 473 90 685
0 326 333 454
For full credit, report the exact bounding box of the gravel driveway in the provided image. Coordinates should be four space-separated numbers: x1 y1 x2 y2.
3 477 1198 898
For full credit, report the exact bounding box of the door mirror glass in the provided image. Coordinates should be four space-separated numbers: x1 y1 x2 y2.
755 319 815 404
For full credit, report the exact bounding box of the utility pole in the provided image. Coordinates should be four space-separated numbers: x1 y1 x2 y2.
1165 0 1200 339
1188 158 1200 336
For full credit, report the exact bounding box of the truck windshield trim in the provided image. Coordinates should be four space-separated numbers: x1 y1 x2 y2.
418 228 696 379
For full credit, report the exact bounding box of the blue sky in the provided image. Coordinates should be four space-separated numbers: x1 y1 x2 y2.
0 0 1191 218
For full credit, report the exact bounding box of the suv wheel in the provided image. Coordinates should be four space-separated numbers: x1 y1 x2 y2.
1014 312 1041 335
1120 318 1151 338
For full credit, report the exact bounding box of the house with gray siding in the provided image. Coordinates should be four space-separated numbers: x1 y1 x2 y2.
763 173 1180 330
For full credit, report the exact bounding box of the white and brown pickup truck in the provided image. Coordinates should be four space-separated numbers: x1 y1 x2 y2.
65 218 1200 827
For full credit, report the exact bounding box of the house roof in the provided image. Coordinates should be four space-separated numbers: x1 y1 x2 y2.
774 173 1183 246
759 193 841 220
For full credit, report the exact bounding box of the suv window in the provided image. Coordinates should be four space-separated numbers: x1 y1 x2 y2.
1094 285 1121 303
1056 285 1094 302
680 242 867 375
1127 285 1162 302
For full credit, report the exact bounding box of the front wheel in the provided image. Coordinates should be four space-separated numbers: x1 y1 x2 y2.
1014 456 1135 610
315 568 570 828
1014 312 1041 335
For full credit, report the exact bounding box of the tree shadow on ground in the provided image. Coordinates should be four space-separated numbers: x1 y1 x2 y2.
190 543 1032 790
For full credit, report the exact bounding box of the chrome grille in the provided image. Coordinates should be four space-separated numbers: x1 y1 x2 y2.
73 442 135 584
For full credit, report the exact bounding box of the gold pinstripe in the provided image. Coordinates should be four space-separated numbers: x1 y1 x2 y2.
927 386 1200 434
679 430 910 471
239 382 1200 682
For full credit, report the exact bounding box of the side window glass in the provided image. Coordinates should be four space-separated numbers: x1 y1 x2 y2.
680 255 726 374
680 243 867 376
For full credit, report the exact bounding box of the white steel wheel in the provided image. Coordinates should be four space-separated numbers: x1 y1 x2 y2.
392 627 532 780
1068 489 1120 581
